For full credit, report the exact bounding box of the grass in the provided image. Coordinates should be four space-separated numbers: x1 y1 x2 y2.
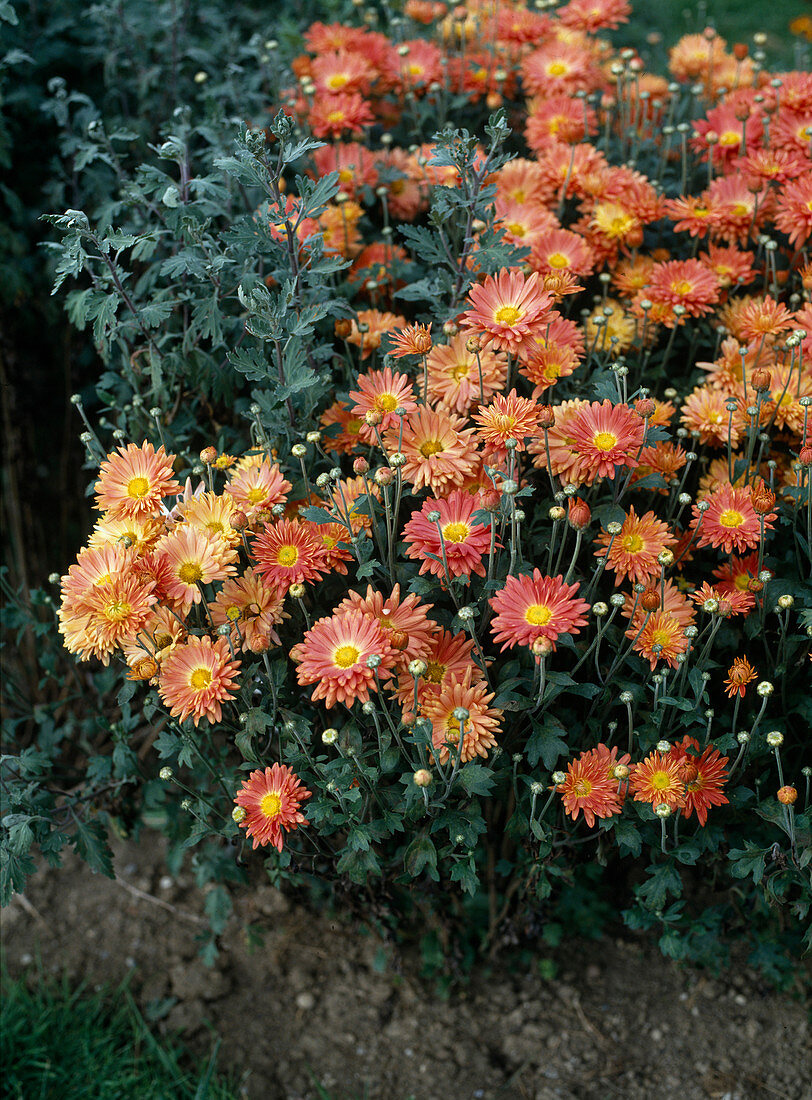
0 965 242 1100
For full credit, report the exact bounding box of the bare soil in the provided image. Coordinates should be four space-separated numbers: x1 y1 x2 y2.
3 831 810 1100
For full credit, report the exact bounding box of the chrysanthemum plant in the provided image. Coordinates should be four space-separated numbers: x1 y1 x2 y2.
6 0 812 979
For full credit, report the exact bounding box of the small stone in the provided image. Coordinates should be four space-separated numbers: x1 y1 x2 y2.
295 991 315 1011
159 876 173 891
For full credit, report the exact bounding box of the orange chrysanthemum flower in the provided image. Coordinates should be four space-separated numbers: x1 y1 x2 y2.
630 751 686 811
594 506 676 587
234 764 311 852
309 91 374 138
209 568 288 653
88 513 164 555
736 296 794 344
225 460 292 514
422 669 501 766
158 635 240 726
346 309 408 359
251 519 328 594
403 490 492 580
690 581 752 618
393 627 480 709
335 583 435 668
320 400 365 455
693 485 774 555
462 269 553 359
558 752 622 828
567 400 646 482
181 491 243 549
471 390 540 459
489 570 589 652
628 609 690 670
393 407 478 495
426 334 507 415
681 386 743 449
531 228 595 279
667 737 729 825
724 656 757 698
349 366 417 441
388 322 432 358
95 442 181 519
158 526 238 613
646 259 720 321
294 609 394 709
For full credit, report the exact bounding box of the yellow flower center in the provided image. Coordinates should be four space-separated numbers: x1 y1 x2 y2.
333 644 360 668
492 414 516 433
622 533 644 553
190 667 212 690
327 73 349 90
155 632 173 650
719 508 744 528
450 362 470 381
507 222 526 237
206 520 225 535
594 204 635 239
246 487 266 505
378 393 398 413
593 431 618 451
339 168 353 183
573 778 593 797
277 545 299 566
347 418 362 435
260 791 282 818
105 599 131 622
419 438 444 457
178 561 203 584
650 770 672 790
547 61 568 76
408 63 424 76
226 604 241 621
425 660 446 683
127 476 150 499
672 279 693 296
651 627 673 647
525 604 552 626
442 522 470 543
547 252 570 269
719 130 740 146
734 573 749 591
494 305 522 326
326 110 345 125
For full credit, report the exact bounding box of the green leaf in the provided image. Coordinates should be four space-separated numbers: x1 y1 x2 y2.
403 834 438 879
636 862 682 911
450 860 478 895
613 818 642 857
728 843 767 885
204 885 232 936
526 718 568 769
70 817 114 878
458 763 495 797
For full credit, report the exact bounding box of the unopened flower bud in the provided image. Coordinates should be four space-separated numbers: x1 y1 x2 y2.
365 410 382 427
656 740 671 753
737 731 750 744
657 549 674 567
390 629 409 650
766 730 783 747
199 446 217 465
593 602 608 617
641 589 661 612
751 481 776 514
654 804 673 819
159 766 174 781
635 398 656 418
750 368 771 392
291 443 307 458
549 505 566 522
567 497 591 530
322 728 338 745
757 680 774 696
230 510 248 531
409 659 427 678
375 467 393 486
413 769 432 787
613 764 630 780
289 582 306 599
538 407 556 429
777 594 793 610
777 785 797 805
531 637 553 658
620 691 634 704
232 805 246 823
353 456 370 475
552 771 567 785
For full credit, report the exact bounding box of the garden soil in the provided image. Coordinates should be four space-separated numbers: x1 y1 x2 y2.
3 832 810 1100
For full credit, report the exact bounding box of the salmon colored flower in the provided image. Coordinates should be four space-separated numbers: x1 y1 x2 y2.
158 635 240 726
693 485 774 555
225 460 292 514
320 400 365 455
426 333 508 415
559 0 630 32
393 627 480 708
422 669 501 765
313 522 354 576
393 407 478 495
181 491 243 549
681 387 742 449
95 442 181 519
388 322 432 358
462 269 553 359
774 175 812 249
472 390 540 459
294 609 394 709
646 259 720 321
630 751 686 811
310 91 374 138
568 400 646 482
531 228 595 279
736 296 794 344
690 581 752 618
489 571 589 652
349 366 417 440
335 583 435 667
557 752 622 828
251 519 328 594
88 513 164 555
158 526 238 613
403 490 492 580
311 49 373 96
210 568 288 652
628 609 690 670
667 737 729 825
724 656 757 698
346 310 408 359
595 507 676 587
234 764 311 852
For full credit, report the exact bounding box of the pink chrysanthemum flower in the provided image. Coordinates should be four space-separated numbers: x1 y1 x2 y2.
392 408 478 495
310 92 374 139
294 609 394 709
567 400 646 481
774 175 812 249
393 627 480 708
558 0 630 32
334 584 435 667
692 485 774 555
95 442 181 519
689 581 752 618
403 490 492 580
349 366 417 441
251 519 328 594
462 269 553 359
646 259 720 321
234 764 312 852
158 635 241 726
471 390 540 460
209 568 288 652
489 570 589 652
224 460 292 514
422 669 501 766
157 526 238 613
313 522 354 576
594 506 676 587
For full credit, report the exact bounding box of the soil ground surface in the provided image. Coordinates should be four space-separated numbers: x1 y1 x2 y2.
3 831 810 1100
